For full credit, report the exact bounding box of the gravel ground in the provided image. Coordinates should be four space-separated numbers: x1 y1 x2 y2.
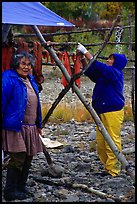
2 66 135 202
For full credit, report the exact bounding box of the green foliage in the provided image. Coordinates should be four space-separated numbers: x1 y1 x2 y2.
94 2 121 20
42 2 90 20
120 2 135 17
43 2 135 21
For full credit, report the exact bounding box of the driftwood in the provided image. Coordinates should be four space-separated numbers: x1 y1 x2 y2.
72 183 121 202
31 15 135 184
33 176 121 202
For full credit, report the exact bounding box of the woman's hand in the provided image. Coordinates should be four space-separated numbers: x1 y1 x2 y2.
77 43 88 54
77 43 93 60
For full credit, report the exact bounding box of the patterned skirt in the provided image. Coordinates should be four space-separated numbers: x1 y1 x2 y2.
2 124 43 156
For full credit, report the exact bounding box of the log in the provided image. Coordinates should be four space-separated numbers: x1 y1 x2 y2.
33 176 121 202
72 183 121 202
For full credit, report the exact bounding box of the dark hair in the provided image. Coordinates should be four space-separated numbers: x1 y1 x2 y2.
108 54 114 59
10 51 35 69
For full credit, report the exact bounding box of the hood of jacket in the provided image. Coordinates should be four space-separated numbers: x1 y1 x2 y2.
111 53 127 70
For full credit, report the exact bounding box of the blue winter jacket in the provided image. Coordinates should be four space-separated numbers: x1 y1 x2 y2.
85 53 127 114
2 69 42 132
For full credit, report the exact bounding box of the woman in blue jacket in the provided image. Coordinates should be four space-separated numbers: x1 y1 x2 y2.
77 43 127 177
2 52 43 201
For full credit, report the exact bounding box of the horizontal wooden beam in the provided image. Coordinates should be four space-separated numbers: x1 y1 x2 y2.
14 25 135 38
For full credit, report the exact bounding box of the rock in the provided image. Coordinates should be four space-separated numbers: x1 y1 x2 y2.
47 163 65 178
63 194 79 202
62 145 75 153
57 188 70 199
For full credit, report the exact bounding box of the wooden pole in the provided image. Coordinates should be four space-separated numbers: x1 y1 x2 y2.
2 24 12 43
128 14 135 124
14 25 135 38
32 15 135 183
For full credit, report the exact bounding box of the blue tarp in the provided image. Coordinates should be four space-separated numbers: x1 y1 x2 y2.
2 2 75 27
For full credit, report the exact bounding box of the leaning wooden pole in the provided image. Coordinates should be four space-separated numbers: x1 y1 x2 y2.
32 16 135 183
128 14 135 124
2 24 12 43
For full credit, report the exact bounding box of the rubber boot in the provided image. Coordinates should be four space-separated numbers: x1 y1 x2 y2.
18 156 33 196
4 168 27 201
18 166 30 195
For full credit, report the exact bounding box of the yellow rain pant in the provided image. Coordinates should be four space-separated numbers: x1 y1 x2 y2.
96 109 124 176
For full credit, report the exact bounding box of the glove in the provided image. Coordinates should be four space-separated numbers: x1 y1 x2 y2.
77 43 88 54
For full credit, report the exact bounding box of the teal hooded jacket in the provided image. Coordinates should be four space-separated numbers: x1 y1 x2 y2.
85 53 128 114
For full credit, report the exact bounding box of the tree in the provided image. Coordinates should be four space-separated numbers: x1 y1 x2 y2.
42 2 135 22
42 2 91 20
93 2 121 20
